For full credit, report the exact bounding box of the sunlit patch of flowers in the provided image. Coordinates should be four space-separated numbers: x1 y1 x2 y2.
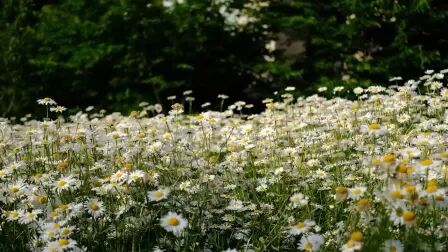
1 70 448 251
213 0 269 32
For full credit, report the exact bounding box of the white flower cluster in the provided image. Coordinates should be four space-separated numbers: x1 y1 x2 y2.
1 71 448 251
213 0 269 32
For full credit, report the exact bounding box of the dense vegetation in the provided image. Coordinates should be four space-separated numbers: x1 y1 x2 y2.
1 71 448 251
1 0 447 116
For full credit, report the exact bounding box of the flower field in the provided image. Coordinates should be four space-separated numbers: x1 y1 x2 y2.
1 71 448 252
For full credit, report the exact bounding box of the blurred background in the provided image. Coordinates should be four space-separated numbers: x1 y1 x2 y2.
1 0 447 117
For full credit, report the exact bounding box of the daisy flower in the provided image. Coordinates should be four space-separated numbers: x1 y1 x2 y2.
399 147 421 159
348 186 367 200
7 180 27 198
42 242 63 252
41 222 64 241
390 207 416 227
290 193 309 208
313 169 328 179
335 186 349 201
384 184 405 203
59 225 76 237
53 175 78 192
153 246 165 252
147 188 170 202
0 168 12 179
356 198 370 211
85 198 104 218
127 170 146 184
226 199 245 211
19 209 43 224
415 158 441 173
384 240 404 252
222 249 238 252
381 153 397 167
434 193 448 208
435 150 448 161
412 134 437 146
298 233 324 251
288 219 316 236
5 210 20 221
47 238 78 251
341 231 363 252
37 97 57 106
50 106 67 113
110 170 127 183
440 167 448 181
160 212 188 236
360 122 388 136
422 179 444 197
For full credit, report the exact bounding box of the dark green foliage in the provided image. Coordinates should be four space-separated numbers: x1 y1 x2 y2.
271 0 448 93
0 0 447 117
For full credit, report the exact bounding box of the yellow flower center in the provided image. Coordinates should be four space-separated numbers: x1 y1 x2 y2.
61 229 71 236
389 245 397 252
442 167 448 174
124 163 133 170
167 217 180 226
57 161 68 170
418 198 429 206
403 211 415 222
357 198 369 210
346 240 356 248
58 239 69 246
37 196 46 204
404 185 415 193
428 179 438 187
368 123 380 130
406 166 415 174
89 203 99 211
295 222 306 229
371 159 381 166
397 163 409 173
57 180 67 187
154 191 164 198
335 187 348 194
419 159 433 166
350 231 363 242
352 188 362 195
59 204 68 211
440 152 448 158
435 195 445 202
390 190 402 199
10 187 19 193
425 185 438 193
383 154 396 163
304 242 313 250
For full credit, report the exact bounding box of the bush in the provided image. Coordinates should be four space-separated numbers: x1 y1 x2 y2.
270 0 448 92
0 0 447 117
